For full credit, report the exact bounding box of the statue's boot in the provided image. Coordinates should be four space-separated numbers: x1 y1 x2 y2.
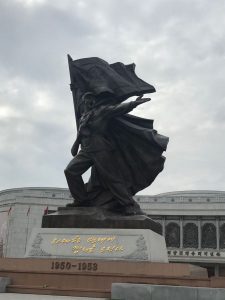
66 200 92 207
123 202 146 216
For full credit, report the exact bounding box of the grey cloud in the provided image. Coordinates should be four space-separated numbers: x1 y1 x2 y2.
0 1 100 83
0 0 225 195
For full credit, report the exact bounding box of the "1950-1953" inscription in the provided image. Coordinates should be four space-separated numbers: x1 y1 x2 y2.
51 261 98 271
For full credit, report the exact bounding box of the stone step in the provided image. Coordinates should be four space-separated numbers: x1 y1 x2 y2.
0 294 106 300
0 258 214 298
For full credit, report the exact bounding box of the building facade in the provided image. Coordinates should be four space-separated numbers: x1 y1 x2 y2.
137 190 225 277
0 187 225 276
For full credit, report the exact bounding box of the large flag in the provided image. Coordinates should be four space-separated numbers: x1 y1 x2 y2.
67 55 156 127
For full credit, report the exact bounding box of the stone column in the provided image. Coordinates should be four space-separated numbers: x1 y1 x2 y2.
198 217 201 250
216 218 220 251
180 217 183 249
162 216 165 237
215 264 219 277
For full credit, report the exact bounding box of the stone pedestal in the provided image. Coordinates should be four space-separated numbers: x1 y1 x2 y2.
42 207 162 234
25 228 168 262
0 258 210 298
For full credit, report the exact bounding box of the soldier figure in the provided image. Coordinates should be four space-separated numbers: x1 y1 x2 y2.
65 93 150 215
65 56 169 215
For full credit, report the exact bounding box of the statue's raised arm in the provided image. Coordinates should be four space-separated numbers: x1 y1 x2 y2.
100 95 151 120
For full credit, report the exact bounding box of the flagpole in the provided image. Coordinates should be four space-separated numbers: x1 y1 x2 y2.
67 54 79 128
24 206 31 253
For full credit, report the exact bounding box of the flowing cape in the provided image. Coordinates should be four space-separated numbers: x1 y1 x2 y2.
86 114 168 202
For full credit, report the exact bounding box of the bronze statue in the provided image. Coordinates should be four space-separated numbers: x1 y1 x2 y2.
65 56 169 215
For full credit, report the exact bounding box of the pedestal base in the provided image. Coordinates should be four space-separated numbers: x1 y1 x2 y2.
42 207 161 234
25 228 168 262
0 258 213 298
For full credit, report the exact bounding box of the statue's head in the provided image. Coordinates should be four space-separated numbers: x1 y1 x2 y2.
81 92 96 112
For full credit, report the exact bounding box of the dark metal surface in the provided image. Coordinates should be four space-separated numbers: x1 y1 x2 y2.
42 207 162 234
64 56 169 216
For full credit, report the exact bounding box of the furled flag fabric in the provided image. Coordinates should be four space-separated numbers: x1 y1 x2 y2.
7 206 12 216
44 206 48 215
26 206 31 216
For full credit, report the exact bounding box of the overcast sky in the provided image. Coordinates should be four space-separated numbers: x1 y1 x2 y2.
0 0 225 195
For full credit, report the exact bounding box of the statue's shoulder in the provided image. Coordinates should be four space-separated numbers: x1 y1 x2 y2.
95 105 108 114
94 104 115 119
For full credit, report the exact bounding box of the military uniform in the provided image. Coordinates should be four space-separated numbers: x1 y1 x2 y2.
64 101 138 208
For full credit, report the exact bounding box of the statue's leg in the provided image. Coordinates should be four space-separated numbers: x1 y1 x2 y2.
64 150 93 205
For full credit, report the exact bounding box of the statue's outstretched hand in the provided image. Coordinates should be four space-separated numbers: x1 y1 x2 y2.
134 95 151 106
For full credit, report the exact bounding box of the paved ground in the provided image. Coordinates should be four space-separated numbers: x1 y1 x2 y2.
0 294 108 300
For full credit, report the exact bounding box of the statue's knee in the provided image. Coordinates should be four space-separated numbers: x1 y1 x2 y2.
64 167 71 175
64 165 82 177
64 161 75 174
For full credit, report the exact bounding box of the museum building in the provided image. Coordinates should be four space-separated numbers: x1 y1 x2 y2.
0 187 225 277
